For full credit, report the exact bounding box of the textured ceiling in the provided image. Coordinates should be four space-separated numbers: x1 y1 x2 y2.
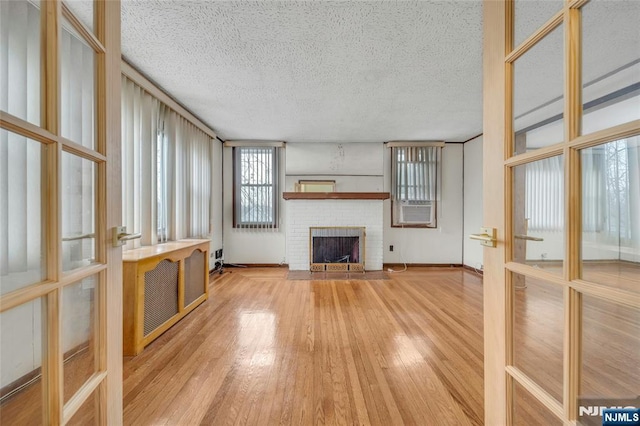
119 1 484 143
67 1 638 144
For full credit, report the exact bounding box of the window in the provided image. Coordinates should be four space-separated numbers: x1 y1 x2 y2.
391 145 441 227
156 128 168 242
121 75 214 249
233 147 279 228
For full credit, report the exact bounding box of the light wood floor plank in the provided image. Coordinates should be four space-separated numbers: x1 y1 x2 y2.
122 267 485 425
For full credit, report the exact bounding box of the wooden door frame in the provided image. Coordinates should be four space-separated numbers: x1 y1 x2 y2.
0 1 122 424
483 1 640 424
482 2 508 424
97 0 123 424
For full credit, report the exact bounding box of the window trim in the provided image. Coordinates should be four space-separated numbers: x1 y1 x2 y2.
232 146 279 228
390 145 441 228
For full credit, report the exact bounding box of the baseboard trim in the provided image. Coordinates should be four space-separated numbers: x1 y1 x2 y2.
383 263 463 269
463 265 484 275
0 341 89 402
223 263 289 268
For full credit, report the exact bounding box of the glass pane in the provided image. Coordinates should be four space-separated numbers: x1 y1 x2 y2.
61 17 95 149
0 297 45 426
0 0 40 126
67 387 98 426
514 0 564 48
64 0 94 33
240 186 273 224
62 275 98 403
581 137 640 294
240 147 273 185
512 272 563 403
62 152 96 272
582 296 639 397
513 380 562 425
512 155 565 275
582 0 640 135
513 24 564 154
0 129 46 295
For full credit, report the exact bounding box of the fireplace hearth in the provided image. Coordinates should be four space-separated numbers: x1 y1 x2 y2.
309 227 365 272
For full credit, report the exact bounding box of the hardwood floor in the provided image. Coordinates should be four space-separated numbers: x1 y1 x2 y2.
122 267 485 425
3 265 634 424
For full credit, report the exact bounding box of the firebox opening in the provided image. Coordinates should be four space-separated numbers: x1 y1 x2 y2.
312 236 360 264
309 227 365 272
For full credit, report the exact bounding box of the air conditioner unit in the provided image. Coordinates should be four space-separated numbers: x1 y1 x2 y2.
399 201 434 225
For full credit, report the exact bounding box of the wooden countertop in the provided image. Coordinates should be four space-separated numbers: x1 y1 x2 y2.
122 239 210 262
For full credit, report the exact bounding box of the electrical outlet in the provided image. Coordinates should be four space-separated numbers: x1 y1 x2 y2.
215 249 223 259
389 245 394 252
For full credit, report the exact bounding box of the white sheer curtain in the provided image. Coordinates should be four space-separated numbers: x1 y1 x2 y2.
525 156 564 232
184 117 213 238
60 22 94 149
168 111 213 240
0 0 40 125
1 1 45 388
0 130 44 293
391 146 439 201
58 16 97 271
390 145 441 226
121 75 158 249
0 1 43 293
121 76 213 250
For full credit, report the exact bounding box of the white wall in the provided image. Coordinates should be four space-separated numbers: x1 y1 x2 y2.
224 142 465 265
463 136 484 270
383 144 464 265
222 146 287 264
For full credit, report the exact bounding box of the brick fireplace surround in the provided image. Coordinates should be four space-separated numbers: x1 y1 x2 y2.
283 193 389 271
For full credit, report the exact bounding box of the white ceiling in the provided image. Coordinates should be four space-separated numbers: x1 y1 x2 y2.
118 1 484 143
63 0 638 144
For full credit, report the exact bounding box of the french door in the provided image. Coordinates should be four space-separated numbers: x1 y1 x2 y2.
483 0 639 424
0 1 122 424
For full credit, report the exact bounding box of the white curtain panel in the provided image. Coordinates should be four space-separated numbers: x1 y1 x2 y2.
0 130 44 294
60 22 94 149
0 0 40 125
525 155 564 232
121 76 213 249
0 1 43 293
121 75 158 249
391 146 439 202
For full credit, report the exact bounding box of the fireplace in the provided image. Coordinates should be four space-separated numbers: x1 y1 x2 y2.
309 227 365 272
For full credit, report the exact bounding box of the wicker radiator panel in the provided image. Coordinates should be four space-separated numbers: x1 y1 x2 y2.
143 260 179 336
184 249 205 307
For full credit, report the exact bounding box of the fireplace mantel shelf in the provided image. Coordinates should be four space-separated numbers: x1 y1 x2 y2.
282 192 390 200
